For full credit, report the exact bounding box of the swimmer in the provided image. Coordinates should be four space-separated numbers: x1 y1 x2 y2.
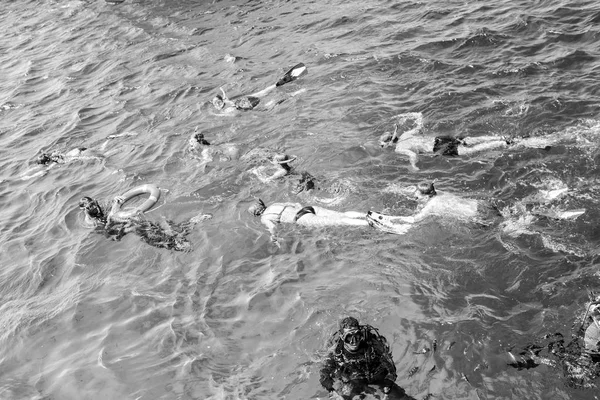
250 153 297 183
19 147 104 181
20 136 138 181
248 199 374 242
211 62 307 113
379 113 563 170
36 147 103 165
79 193 211 252
293 173 358 206
188 129 240 164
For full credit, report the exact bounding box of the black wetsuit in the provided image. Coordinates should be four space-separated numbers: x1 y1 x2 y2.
433 136 463 156
319 325 398 392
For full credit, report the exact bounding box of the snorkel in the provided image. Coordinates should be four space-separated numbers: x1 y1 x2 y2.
379 124 399 148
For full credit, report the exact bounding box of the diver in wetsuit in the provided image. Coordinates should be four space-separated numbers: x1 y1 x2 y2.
319 317 413 399
507 298 600 389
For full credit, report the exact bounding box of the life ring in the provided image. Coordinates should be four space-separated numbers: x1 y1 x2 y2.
110 184 160 222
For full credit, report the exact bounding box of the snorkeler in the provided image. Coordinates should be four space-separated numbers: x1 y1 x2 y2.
36 147 104 165
19 147 105 181
379 113 564 170
249 153 297 183
247 183 453 241
211 62 307 113
188 129 240 164
79 186 211 252
248 199 372 242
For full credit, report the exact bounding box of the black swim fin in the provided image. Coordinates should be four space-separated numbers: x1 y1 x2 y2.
276 63 307 87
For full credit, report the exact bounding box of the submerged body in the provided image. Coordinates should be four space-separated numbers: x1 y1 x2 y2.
249 153 296 183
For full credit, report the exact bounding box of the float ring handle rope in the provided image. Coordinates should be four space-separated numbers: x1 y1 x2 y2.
110 184 161 222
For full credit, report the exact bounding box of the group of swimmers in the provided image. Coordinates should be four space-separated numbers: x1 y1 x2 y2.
28 59 598 395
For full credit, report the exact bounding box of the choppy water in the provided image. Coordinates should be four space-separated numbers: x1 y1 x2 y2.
2 0 600 399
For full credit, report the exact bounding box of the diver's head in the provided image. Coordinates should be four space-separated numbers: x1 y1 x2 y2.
339 317 364 353
78 196 105 221
248 198 267 216
212 94 225 110
37 153 53 165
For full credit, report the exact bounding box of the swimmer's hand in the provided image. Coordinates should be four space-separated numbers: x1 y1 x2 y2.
113 195 126 204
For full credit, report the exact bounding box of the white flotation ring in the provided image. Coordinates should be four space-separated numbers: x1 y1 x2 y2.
110 184 160 222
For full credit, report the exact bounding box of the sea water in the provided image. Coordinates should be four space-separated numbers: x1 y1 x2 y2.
1 0 600 399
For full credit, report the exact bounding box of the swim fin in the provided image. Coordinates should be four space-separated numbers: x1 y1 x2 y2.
366 211 412 235
276 63 307 87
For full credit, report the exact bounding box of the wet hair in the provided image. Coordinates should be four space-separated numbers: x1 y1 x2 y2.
339 316 360 332
248 199 267 216
193 132 210 146
416 182 437 197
